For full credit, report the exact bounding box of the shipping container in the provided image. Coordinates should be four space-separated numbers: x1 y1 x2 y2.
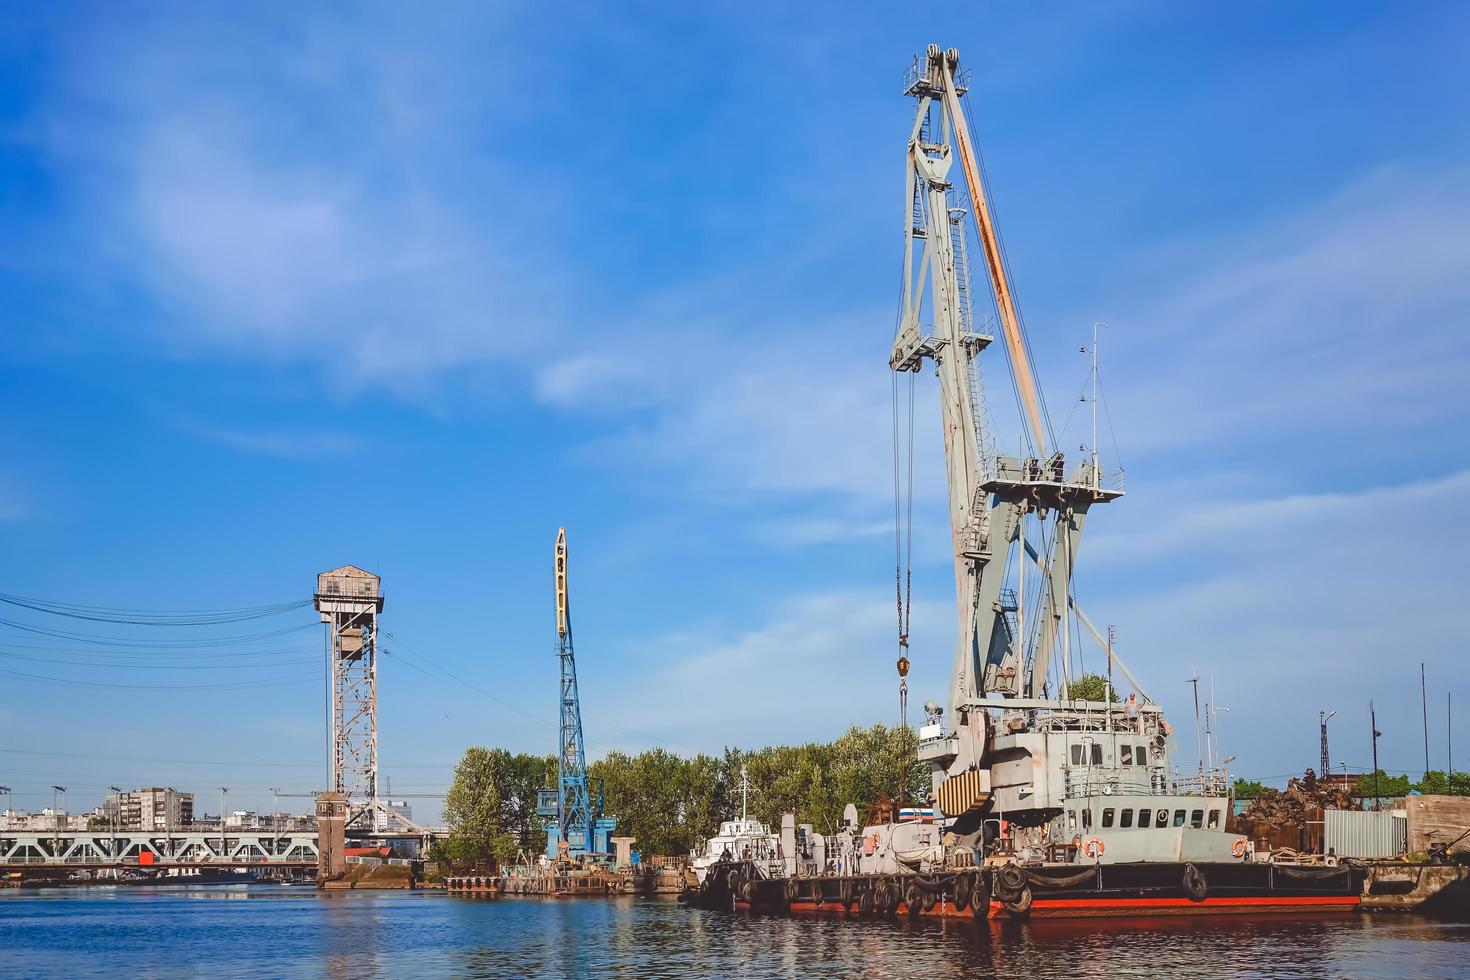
1324 808 1406 858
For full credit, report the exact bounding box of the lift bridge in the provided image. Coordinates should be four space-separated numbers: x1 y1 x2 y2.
0 829 322 875
0 565 437 881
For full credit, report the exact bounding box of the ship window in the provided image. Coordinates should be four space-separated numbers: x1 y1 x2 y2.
1138 808 1151 828
1091 744 1103 765
1071 745 1084 766
1207 809 1221 829
1136 746 1148 767
1120 808 1133 828
1082 808 1092 830
1173 809 1186 828
1102 808 1115 828
1190 809 1204 829
1158 809 1170 826
1120 745 1132 765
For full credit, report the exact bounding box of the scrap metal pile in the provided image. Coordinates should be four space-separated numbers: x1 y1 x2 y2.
1237 769 1355 850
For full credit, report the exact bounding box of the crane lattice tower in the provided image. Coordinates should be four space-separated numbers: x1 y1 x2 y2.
554 528 594 857
314 565 383 829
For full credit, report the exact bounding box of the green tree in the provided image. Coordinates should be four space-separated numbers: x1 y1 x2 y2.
1069 673 1120 703
455 724 937 860
1355 770 1413 799
1414 770 1470 796
442 747 520 869
1232 778 1268 799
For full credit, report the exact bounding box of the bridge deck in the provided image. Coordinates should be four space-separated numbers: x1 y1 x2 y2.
1 830 321 869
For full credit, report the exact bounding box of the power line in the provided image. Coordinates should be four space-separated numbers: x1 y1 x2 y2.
0 649 317 671
0 593 310 626
0 666 319 692
0 618 315 648
0 746 454 770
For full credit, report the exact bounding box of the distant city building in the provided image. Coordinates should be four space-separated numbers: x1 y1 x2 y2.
0 808 98 832
223 810 257 829
106 787 194 831
386 800 412 823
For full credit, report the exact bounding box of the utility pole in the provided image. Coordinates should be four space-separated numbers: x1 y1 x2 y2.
1421 663 1430 780
1370 702 1382 810
1319 709 1335 775
0 786 10 818
219 786 229 831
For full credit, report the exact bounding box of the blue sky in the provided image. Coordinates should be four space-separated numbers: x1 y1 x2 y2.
2 1 1468 821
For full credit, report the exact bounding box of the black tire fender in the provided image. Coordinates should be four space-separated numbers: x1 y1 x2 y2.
997 863 1026 894
858 881 875 916
1183 862 1208 903
1002 883 1033 916
972 872 992 919
952 872 972 912
904 881 923 918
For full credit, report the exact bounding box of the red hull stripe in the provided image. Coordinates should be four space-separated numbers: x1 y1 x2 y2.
767 894 1360 919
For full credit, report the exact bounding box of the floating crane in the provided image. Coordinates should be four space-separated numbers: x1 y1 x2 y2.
536 527 615 861
891 45 1152 830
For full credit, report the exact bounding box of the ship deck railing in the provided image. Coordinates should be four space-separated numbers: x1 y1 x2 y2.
1063 767 1229 799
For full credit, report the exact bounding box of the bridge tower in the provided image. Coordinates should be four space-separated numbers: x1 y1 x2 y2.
314 565 383 830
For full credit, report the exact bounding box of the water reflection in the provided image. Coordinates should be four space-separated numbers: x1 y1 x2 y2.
1 887 1467 978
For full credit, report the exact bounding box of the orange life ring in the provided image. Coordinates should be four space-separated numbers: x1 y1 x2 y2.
1084 837 1104 859
1231 838 1248 858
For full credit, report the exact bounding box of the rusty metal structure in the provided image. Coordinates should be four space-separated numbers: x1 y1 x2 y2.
313 565 418 833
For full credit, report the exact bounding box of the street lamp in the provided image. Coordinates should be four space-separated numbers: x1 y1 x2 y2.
270 788 282 830
109 787 123 837
219 787 230 832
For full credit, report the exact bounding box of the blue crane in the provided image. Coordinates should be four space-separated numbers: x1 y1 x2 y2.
536 527 615 861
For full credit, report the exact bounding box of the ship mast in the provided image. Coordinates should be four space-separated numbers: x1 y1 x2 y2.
892 45 1125 825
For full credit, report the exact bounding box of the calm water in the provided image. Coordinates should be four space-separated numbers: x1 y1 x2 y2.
2 885 1468 978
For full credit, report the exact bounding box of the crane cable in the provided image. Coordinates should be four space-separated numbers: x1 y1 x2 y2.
891 369 916 653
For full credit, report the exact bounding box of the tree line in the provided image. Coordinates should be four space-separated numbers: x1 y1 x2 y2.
438 724 926 870
1232 770 1470 801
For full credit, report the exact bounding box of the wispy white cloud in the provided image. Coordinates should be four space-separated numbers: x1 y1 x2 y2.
1096 167 1470 458
1082 467 1470 777
1089 469 1470 565
30 8 558 393
178 420 362 459
590 590 949 751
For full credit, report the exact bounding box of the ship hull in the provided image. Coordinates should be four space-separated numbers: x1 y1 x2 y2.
698 859 1364 921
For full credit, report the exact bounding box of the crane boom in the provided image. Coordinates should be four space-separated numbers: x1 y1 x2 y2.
553 527 593 859
938 56 1048 455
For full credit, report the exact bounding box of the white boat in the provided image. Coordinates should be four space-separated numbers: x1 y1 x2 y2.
690 767 781 884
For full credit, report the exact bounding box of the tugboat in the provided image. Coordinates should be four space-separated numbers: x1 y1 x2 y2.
689 767 781 886
687 43 1364 920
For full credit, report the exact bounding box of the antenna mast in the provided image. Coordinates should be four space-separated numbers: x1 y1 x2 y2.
1320 709 1335 775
